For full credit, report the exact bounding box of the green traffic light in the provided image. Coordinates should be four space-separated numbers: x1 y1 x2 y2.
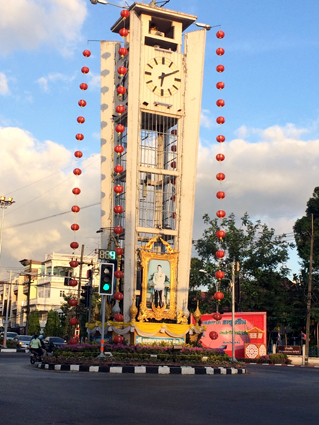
103 283 110 291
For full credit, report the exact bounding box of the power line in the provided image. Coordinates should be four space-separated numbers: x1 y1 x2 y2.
4 202 100 230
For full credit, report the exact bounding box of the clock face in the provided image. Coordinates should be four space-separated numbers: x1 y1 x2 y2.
145 57 181 97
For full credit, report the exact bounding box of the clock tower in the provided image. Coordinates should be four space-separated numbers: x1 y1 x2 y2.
100 2 206 334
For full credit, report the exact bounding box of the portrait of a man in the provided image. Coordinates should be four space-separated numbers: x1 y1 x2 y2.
147 259 170 310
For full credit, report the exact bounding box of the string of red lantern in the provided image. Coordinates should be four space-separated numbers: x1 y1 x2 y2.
214 30 226 316
69 48 91 328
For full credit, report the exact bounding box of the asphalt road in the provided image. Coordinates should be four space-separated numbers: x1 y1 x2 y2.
1 353 319 425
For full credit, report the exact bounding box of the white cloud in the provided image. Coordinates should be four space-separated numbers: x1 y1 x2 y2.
0 0 87 56
200 109 214 128
0 72 10 95
0 126 100 279
194 123 319 253
36 72 76 92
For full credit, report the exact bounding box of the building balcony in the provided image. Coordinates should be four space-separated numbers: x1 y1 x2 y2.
13 285 19 292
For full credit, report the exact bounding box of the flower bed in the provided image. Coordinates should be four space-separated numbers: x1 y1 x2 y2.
238 353 291 365
46 342 243 368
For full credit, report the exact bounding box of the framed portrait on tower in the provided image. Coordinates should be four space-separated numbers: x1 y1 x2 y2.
138 243 178 322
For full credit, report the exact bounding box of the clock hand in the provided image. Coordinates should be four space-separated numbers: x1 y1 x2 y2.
162 70 179 78
159 72 165 87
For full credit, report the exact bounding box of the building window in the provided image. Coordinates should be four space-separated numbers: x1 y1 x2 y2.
60 291 65 297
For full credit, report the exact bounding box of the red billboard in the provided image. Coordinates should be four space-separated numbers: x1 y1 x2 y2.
200 312 267 358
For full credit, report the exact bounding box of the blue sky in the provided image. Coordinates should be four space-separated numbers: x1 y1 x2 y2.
1 0 319 278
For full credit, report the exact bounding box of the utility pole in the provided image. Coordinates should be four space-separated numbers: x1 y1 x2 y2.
305 213 314 366
77 244 85 302
25 273 31 335
3 270 12 348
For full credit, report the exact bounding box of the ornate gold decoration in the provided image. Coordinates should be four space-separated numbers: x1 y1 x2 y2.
177 309 188 324
105 301 113 321
130 294 138 323
193 301 201 326
137 304 149 322
92 304 100 322
189 334 199 344
138 239 178 321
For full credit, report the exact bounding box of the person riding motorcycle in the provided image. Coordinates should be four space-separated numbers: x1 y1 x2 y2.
29 334 43 359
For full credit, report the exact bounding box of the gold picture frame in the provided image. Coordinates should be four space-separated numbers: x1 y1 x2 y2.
138 237 178 322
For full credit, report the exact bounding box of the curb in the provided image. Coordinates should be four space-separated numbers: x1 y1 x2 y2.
0 348 29 353
37 364 246 375
246 363 319 368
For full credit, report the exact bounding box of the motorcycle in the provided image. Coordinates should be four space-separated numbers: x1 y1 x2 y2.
29 349 43 364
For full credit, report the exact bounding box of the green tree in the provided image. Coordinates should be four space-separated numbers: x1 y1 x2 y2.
191 213 295 331
43 310 63 337
28 310 41 335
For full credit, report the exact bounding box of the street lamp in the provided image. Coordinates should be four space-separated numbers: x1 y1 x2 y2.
90 0 128 8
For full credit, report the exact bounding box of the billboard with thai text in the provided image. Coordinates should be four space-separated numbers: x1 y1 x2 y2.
200 312 267 358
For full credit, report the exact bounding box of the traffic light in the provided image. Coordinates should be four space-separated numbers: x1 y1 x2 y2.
99 263 114 295
80 285 90 308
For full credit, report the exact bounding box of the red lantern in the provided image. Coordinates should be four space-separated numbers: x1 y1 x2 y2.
171 129 178 135
71 224 80 231
114 292 124 301
216 116 225 125
70 337 78 344
216 173 225 181
115 124 125 135
216 153 225 162
115 247 124 256
209 331 219 340
114 335 124 344
171 145 177 152
216 82 225 90
75 133 84 141
216 65 225 73
216 30 225 39
69 318 78 326
121 10 130 19
114 165 124 174
118 47 128 57
114 145 124 155
69 260 79 268
116 105 125 115
83 49 91 57
114 185 124 195
114 313 124 322
70 242 79 250
69 279 78 287
80 83 88 90
119 28 129 38
216 99 225 108
213 312 223 321
117 86 126 97
74 150 83 158
216 250 225 258
69 298 78 306
171 161 177 169
118 66 127 76
81 66 89 74
71 205 80 213
114 226 123 235
216 135 225 143
216 191 225 200
215 271 225 280
216 48 225 56
214 291 224 300
114 205 123 214
72 187 81 195
216 230 226 240
78 99 87 107
73 168 82 176
77 116 85 124
216 210 226 218
114 270 124 278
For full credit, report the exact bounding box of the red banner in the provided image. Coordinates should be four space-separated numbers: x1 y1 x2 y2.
200 312 267 358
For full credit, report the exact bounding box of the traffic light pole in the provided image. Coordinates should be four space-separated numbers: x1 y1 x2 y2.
97 295 106 358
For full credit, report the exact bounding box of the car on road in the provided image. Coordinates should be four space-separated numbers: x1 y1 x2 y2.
0 332 18 341
43 337 65 350
13 335 32 349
